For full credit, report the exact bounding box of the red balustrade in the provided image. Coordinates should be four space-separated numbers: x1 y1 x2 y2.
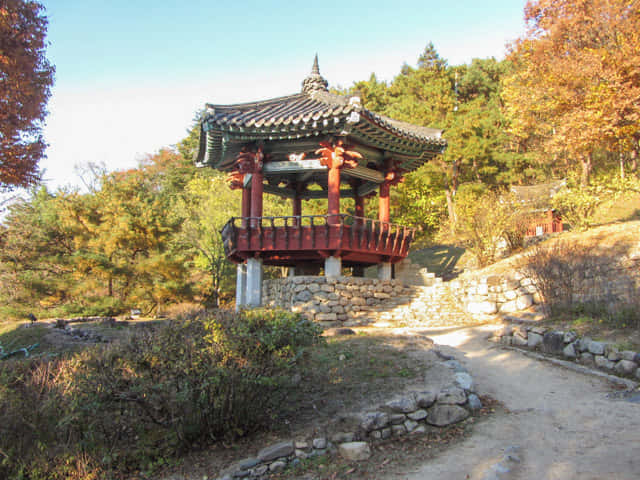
221 214 416 267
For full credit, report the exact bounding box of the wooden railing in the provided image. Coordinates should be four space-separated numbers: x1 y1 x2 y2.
221 214 416 262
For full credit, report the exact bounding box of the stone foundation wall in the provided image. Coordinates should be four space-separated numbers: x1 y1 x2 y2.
262 276 408 326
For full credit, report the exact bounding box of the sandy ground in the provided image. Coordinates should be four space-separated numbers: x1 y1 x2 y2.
387 324 640 480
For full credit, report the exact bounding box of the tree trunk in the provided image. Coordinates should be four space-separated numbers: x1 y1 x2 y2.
472 158 481 182
445 189 456 232
580 154 592 186
630 148 638 174
620 152 625 181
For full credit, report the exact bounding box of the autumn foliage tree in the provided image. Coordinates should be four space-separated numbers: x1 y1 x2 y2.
0 0 54 189
503 0 640 185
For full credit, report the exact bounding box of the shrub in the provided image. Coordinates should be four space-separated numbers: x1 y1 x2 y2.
520 240 640 325
0 308 322 479
452 188 531 267
520 240 589 314
551 185 603 231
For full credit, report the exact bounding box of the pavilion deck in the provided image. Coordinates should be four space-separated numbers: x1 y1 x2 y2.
221 214 416 267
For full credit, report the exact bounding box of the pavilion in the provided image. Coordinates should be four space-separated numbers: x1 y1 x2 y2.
195 57 447 307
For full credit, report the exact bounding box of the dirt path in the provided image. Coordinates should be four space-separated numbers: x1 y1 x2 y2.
389 324 640 480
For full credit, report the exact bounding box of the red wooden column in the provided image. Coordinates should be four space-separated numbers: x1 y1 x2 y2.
249 149 264 228
241 184 251 228
379 181 390 225
327 165 341 225
318 140 362 226
355 194 365 219
292 194 302 227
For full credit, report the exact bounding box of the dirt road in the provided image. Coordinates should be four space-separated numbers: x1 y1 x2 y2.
392 324 640 480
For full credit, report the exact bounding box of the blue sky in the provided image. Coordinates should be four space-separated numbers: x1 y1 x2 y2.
39 0 527 189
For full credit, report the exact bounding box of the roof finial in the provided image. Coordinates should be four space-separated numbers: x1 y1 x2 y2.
302 54 328 94
311 54 320 75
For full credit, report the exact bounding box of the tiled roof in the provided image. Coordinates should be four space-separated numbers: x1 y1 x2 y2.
196 59 447 172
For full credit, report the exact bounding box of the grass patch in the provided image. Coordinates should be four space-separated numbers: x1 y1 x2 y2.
0 323 52 357
282 332 427 426
408 245 468 278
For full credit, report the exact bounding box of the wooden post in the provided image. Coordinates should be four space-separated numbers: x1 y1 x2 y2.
250 170 263 228
241 182 251 228
379 181 390 224
293 194 302 226
328 165 340 225
355 195 365 220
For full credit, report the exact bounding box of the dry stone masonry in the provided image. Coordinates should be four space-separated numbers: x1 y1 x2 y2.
262 275 485 328
492 324 640 380
263 276 407 326
214 354 480 480
448 273 540 316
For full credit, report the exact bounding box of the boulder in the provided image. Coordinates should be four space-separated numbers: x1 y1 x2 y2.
312 437 327 449
563 331 578 344
415 391 437 408
389 413 406 424
588 341 606 356
514 326 528 339
594 355 615 370
385 395 418 413
516 294 534 310
237 457 260 471
563 343 577 359
269 461 287 472
454 372 475 392
427 405 470 426
512 335 528 347
338 442 371 461
258 441 294 462
436 386 467 405
576 337 592 353
499 300 519 313
580 352 595 366
542 331 565 355
467 394 483 411
360 412 389 432
614 360 638 375
404 419 419 432
467 301 497 315
527 332 544 349
407 409 428 421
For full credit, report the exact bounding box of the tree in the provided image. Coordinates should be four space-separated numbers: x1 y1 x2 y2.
176 172 239 307
0 0 54 189
503 0 640 185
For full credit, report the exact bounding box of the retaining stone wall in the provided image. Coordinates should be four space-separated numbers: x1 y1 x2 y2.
448 273 541 316
492 324 640 380
449 247 640 316
215 360 480 480
263 276 408 326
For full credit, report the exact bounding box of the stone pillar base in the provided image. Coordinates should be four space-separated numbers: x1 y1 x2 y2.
235 263 247 311
246 258 263 307
378 262 392 280
325 256 342 277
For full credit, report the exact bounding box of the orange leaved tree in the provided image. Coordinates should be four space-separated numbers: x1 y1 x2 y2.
503 0 640 185
0 0 54 189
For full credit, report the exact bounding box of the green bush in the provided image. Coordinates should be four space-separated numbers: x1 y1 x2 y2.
551 185 603 231
0 308 322 479
451 187 530 267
